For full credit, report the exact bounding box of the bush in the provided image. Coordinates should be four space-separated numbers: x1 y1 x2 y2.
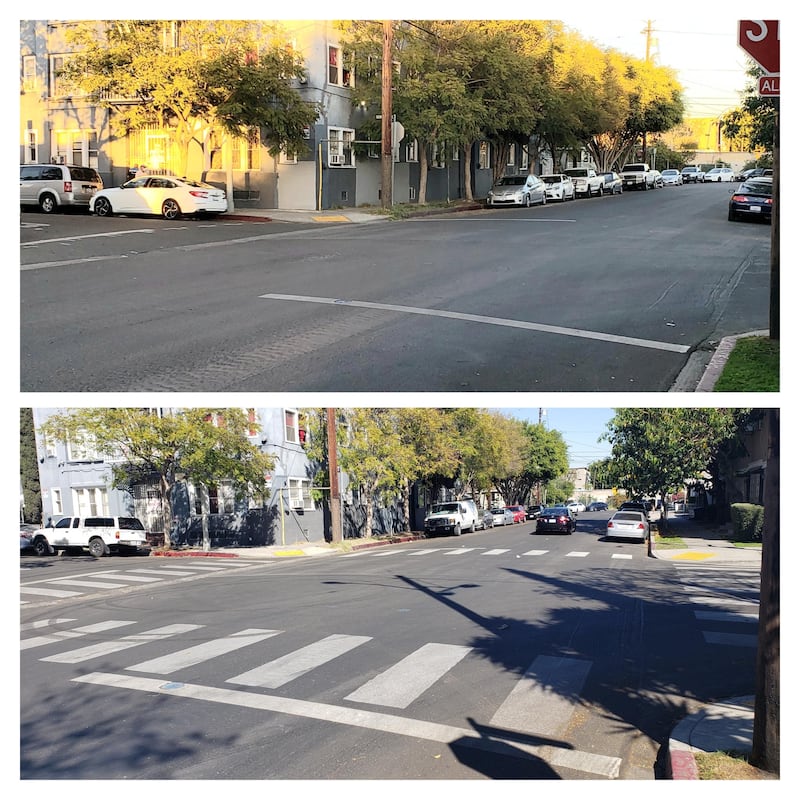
730 503 764 541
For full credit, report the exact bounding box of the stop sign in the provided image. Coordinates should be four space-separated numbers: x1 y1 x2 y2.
738 20 780 74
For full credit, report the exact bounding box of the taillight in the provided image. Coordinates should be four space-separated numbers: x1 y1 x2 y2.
637 523 645 529
607 521 613 528
558 515 568 523
189 190 208 198
64 181 72 193
115 530 121 539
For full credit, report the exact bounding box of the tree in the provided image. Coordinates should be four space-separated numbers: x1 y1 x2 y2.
721 61 778 155
61 20 318 177
39 408 273 549
20 409 42 524
603 409 747 531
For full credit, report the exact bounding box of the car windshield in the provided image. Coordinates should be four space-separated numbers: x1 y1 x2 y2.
542 507 567 514
565 169 588 177
622 165 646 172
119 517 145 530
662 170 678 175
541 175 563 184
614 512 644 521
498 176 526 186
432 503 459 513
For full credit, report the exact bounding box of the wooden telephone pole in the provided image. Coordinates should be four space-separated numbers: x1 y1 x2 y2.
326 408 342 543
381 20 393 209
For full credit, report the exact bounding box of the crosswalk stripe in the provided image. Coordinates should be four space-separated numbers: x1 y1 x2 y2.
694 610 759 622
688 596 758 607
227 633 371 689
490 655 593 736
444 548 478 555
128 568 199 577
20 618 76 631
522 550 549 556
72 671 621 777
50 578 130 590
127 629 282 674
702 631 758 647
482 549 510 555
21 620 136 651
345 643 472 709
20 586 82 598
40 623 203 664
90 572 163 583
611 554 633 560
407 549 442 556
565 552 590 558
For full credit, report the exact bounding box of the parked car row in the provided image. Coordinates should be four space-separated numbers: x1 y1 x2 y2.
20 163 229 219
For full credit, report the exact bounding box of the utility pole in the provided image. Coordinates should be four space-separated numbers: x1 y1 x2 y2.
381 20 394 209
641 20 654 162
326 408 343 543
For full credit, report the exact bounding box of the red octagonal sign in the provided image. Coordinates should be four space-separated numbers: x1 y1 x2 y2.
738 20 780 74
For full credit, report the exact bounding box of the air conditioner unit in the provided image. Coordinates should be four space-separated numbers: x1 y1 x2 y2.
330 154 343 165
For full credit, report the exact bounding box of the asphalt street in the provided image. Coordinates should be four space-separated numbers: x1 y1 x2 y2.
21 514 760 780
20 183 770 392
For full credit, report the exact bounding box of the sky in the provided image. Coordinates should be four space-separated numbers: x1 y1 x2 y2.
499 407 615 468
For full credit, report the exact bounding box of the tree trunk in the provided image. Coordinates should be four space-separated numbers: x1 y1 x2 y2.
751 409 780 774
418 147 429 205
464 145 473 201
160 474 173 549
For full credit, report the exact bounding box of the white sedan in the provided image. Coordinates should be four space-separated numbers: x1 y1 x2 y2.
541 174 576 202
90 175 228 220
705 167 735 183
606 510 649 542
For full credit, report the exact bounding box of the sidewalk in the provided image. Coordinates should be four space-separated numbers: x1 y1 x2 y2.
652 512 763 778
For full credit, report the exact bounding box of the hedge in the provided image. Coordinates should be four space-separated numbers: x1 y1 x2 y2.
730 503 764 541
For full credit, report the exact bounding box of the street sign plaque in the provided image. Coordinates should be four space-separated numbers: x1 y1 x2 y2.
738 20 780 75
758 75 780 96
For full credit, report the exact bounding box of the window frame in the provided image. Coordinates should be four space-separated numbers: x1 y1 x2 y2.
287 477 314 511
327 127 354 167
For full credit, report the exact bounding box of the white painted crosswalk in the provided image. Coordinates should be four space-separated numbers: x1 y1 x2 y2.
673 566 760 649
21 617 618 777
20 559 266 605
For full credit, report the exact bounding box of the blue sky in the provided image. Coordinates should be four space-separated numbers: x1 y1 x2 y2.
499 408 615 468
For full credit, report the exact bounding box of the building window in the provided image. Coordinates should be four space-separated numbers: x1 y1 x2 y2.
231 129 261 170
51 488 63 516
328 127 354 166
287 478 314 510
25 129 38 164
54 130 99 169
478 141 491 170
507 144 515 167
22 55 37 92
279 149 298 165
66 431 102 462
328 44 353 87
521 147 529 171
207 481 235 515
284 409 299 444
431 143 446 169
73 487 109 517
406 139 418 163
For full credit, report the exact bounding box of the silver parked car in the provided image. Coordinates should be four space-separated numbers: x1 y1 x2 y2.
598 171 623 194
20 163 103 213
541 174 575 202
660 169 683 186
486 174 547 207
490 507 515 526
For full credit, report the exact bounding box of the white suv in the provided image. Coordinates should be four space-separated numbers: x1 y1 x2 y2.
30 516 149 558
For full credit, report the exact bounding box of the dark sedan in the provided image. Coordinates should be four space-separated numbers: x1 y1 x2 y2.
586 501 608 512
534 506 575 535
728 178 773 223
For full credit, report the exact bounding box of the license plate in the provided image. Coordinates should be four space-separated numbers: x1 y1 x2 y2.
749 205 762 212
547 518 556 523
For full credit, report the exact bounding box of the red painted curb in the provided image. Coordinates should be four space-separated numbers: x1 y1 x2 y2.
669 750 700 780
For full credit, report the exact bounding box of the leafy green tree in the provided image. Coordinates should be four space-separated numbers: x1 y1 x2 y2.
721 61 778 155
603 409 748 530
39 408 273 548
61 20 318 176
20 409 42 524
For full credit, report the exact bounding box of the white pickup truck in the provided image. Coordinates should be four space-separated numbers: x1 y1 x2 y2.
424 500 479 537
30 515 150 557
564 168 604 197
619 163 657 190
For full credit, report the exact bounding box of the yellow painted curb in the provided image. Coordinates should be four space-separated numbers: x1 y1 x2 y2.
312 215 350 223
273 550 305 557
672 551 717 560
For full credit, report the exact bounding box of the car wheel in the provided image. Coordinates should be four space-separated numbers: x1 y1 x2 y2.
453 524 461 537
39 193 57 214
88 537 107 558
541 193 546 205
33 537 50 557
525 193 531 208
162 198 182 220
94 197 113 217
728 208 737 221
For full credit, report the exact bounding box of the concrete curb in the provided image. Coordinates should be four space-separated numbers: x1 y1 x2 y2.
694 330 770 392
667 696 755 780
